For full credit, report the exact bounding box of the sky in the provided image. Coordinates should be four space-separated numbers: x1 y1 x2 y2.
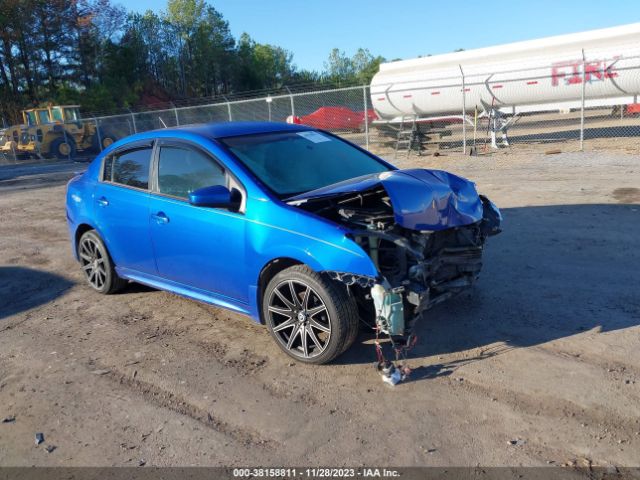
129 0 640 71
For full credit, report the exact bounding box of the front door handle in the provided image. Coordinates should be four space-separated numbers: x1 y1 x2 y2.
96 196 109 207
151 211 170 224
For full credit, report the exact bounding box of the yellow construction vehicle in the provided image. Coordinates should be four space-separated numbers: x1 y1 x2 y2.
0 126 23 161
18 105 118 159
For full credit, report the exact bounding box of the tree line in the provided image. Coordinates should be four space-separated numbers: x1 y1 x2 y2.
0 0 385 124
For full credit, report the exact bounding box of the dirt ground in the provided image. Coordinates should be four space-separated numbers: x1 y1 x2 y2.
0 149 639 468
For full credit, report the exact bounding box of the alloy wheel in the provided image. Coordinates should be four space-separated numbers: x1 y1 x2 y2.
79 236 107 290
267 280 332 359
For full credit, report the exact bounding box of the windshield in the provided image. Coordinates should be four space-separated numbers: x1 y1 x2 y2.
51 107 63 121
25 111 37 126
221 131 391 197
64 108 80 122
38 109 51 124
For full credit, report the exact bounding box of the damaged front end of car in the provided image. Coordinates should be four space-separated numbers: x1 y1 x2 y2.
288 168 502 384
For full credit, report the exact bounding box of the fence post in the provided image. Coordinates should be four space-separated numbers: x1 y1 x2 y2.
459 65 466 154
172 103 180 126
129 110 138 133
94 117 102 152
362 85 370 150
580 49 586 151
266 96 273 122
285 86 295 118
223 96 232 121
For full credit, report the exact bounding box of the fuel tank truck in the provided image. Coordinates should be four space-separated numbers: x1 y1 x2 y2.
370 23 640 148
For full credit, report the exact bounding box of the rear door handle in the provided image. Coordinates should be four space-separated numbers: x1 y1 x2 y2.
151 211 170 224
96 196 109 207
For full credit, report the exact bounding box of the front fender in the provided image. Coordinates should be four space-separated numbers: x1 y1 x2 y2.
246 202 378 276
243 202 379 320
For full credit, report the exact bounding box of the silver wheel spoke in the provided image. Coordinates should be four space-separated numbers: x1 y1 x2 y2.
268 305 293 318
300 326 309 357
272 317 296 332
287 281 300 308
274 287 296 310
310 319 330 333
307 305 326 317
286 324 301 349
307 326 323 350
301 286 310 310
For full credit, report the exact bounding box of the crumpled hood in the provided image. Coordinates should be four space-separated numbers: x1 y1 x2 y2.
287 168 484 231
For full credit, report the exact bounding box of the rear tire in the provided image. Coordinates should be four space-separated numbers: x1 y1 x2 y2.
50 136 77 159
78 230 127 294
263 265 359 364
91 130 117 152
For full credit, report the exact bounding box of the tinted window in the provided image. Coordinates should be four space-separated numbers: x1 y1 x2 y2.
221 131 390 197
158 146 226 199
109 147 152 189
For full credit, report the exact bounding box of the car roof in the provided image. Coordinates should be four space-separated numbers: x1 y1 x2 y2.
168 121 312 140
102 121 316 156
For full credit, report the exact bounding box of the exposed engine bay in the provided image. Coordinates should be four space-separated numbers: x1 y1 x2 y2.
288 169 502 384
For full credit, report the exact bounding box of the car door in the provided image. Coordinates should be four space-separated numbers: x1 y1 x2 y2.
148 140 248 303
93 141 156 274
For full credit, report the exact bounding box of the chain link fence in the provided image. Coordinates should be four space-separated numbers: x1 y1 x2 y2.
1 54 639 165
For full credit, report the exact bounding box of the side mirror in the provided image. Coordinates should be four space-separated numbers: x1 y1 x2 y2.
189 185 241 211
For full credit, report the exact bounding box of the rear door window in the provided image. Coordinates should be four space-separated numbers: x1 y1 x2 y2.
157 145 226 199
106 146 153 190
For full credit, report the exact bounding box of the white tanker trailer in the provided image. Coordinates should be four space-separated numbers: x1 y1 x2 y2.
370 23 640 148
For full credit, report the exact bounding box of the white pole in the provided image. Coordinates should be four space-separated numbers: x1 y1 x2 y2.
173 103 180 126
459 65 466 154
363 85 370 150
130 110 137 133
286 86 295 117
580 49 586 151
223 96 232 121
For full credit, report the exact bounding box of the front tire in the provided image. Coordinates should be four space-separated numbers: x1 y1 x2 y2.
78 230 127 294
263 265 359 364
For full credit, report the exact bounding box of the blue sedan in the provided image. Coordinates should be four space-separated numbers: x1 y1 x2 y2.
66 122 501 364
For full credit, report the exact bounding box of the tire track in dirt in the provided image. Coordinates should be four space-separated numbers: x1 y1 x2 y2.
447 363 640 446
98 365 276 448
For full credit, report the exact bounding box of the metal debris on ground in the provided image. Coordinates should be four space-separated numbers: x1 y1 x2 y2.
508 439 526 446
2 416 15 423
35 433 44 445
45 445 56 453
377 361 403 386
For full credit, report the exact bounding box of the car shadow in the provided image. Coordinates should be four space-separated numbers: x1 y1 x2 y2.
0 266 75 321
117 282 157 294
334 203 640 379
